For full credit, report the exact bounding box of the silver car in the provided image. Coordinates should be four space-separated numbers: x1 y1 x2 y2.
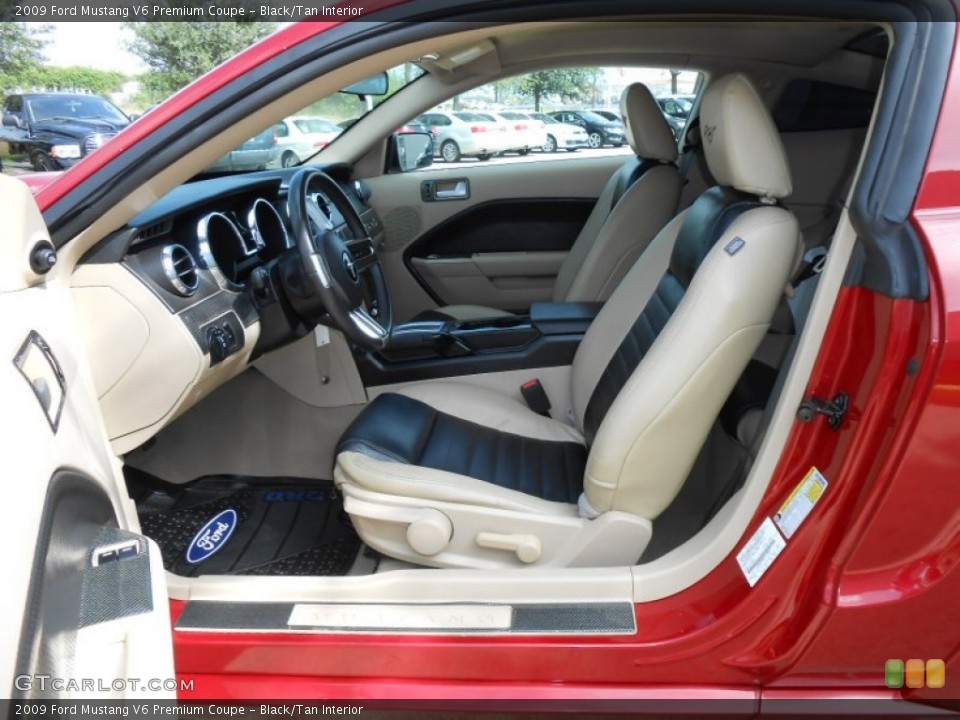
529 112 589 152
416 111 511 162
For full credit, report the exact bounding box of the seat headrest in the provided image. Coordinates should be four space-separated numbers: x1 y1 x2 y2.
700 73 792 200
620 82 677 164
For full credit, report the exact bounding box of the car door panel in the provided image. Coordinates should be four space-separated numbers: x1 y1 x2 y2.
1 175 175 700
411 251 568 311
365 154 624 320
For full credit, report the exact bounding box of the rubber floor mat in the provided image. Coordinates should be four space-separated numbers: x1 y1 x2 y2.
128 472 360 577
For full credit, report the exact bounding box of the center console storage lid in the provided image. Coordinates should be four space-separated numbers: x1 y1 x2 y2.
529 302 602 335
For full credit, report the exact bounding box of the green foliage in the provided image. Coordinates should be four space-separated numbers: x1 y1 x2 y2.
0 23 49 92
299 94 366 124
510 68 601 111
124 21 277 102
298 64 422 124
18 66 127 95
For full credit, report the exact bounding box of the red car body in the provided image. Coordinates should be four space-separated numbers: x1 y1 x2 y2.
30 10 960 711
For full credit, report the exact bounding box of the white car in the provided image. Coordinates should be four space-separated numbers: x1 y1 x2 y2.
416 110 512 162
495 111 550 155
273 116 343 166
529 112 590 152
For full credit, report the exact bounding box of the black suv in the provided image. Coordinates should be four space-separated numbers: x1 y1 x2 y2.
548 110 625 148
1 93 130 170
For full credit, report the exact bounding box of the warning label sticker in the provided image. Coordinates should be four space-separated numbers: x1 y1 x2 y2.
736 517 786 587
774 467 828 540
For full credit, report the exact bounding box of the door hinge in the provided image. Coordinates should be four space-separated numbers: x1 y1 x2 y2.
797 391 849 430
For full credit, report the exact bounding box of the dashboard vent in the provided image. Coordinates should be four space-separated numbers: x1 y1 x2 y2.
139 221 170 242
161 244 199 297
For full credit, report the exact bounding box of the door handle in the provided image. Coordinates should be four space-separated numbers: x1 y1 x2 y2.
421 178 470 201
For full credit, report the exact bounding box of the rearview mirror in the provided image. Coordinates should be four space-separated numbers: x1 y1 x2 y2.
394 132 433 172
341 72 389 97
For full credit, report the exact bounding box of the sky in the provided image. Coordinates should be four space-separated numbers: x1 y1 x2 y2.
41 23 147 73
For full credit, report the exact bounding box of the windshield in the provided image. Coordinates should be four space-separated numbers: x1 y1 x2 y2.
27 95 128 123
536 114 558 124
579 111 611 124
453 112 492 122
202 61 424 175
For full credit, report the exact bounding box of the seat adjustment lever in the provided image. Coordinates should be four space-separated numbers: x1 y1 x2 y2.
476 531 542 563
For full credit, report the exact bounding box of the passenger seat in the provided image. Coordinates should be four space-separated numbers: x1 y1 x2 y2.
418 82 681 322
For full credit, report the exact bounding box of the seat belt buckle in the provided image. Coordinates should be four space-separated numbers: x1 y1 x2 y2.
520 379 552 417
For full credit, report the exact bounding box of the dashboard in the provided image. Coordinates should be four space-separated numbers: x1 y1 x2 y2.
72 166 383 453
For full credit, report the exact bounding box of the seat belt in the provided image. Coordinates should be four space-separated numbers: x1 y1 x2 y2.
787 245 828 333
520 378 552 417
677 118 702 187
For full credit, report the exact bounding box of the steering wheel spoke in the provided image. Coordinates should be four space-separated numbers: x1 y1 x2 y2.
346 237 379 274
349 307 389 342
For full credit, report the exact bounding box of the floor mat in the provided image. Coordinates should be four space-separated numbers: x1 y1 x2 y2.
127 471 361 577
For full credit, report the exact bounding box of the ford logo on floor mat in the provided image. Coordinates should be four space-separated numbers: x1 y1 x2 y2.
186 509 238 564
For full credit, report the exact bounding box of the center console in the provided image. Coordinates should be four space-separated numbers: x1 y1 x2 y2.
355 302 601 385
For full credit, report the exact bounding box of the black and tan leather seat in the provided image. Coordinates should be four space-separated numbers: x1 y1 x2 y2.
335 74 801 568
422 81 682 323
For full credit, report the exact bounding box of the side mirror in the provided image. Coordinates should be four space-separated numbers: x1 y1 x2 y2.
341 72 389 97
393 132 434 172
3 113 24 129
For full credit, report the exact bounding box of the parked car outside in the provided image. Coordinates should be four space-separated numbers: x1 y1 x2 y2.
415 110 511 162
591 108 625 123
529 112 589 152
273 116 342 166
547 109 626 148
0 92 130 170
205 126 283 172
494 111 549 154
656 95 695 138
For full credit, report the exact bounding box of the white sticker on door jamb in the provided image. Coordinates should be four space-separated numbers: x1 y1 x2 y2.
736 517 786 587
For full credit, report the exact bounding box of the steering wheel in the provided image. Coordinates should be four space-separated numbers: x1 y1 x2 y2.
287 169 392 350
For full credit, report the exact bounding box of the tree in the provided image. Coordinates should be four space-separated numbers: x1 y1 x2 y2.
0 23 49 92
670 69 681 94
19 66 127 96
512 69 597 111
125 21 276 102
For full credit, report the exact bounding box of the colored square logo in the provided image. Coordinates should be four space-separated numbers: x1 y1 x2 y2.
906 658 925 689
927 659 946 689
885 659 904 689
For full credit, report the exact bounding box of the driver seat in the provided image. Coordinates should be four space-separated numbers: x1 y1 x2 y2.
335 74 801 568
